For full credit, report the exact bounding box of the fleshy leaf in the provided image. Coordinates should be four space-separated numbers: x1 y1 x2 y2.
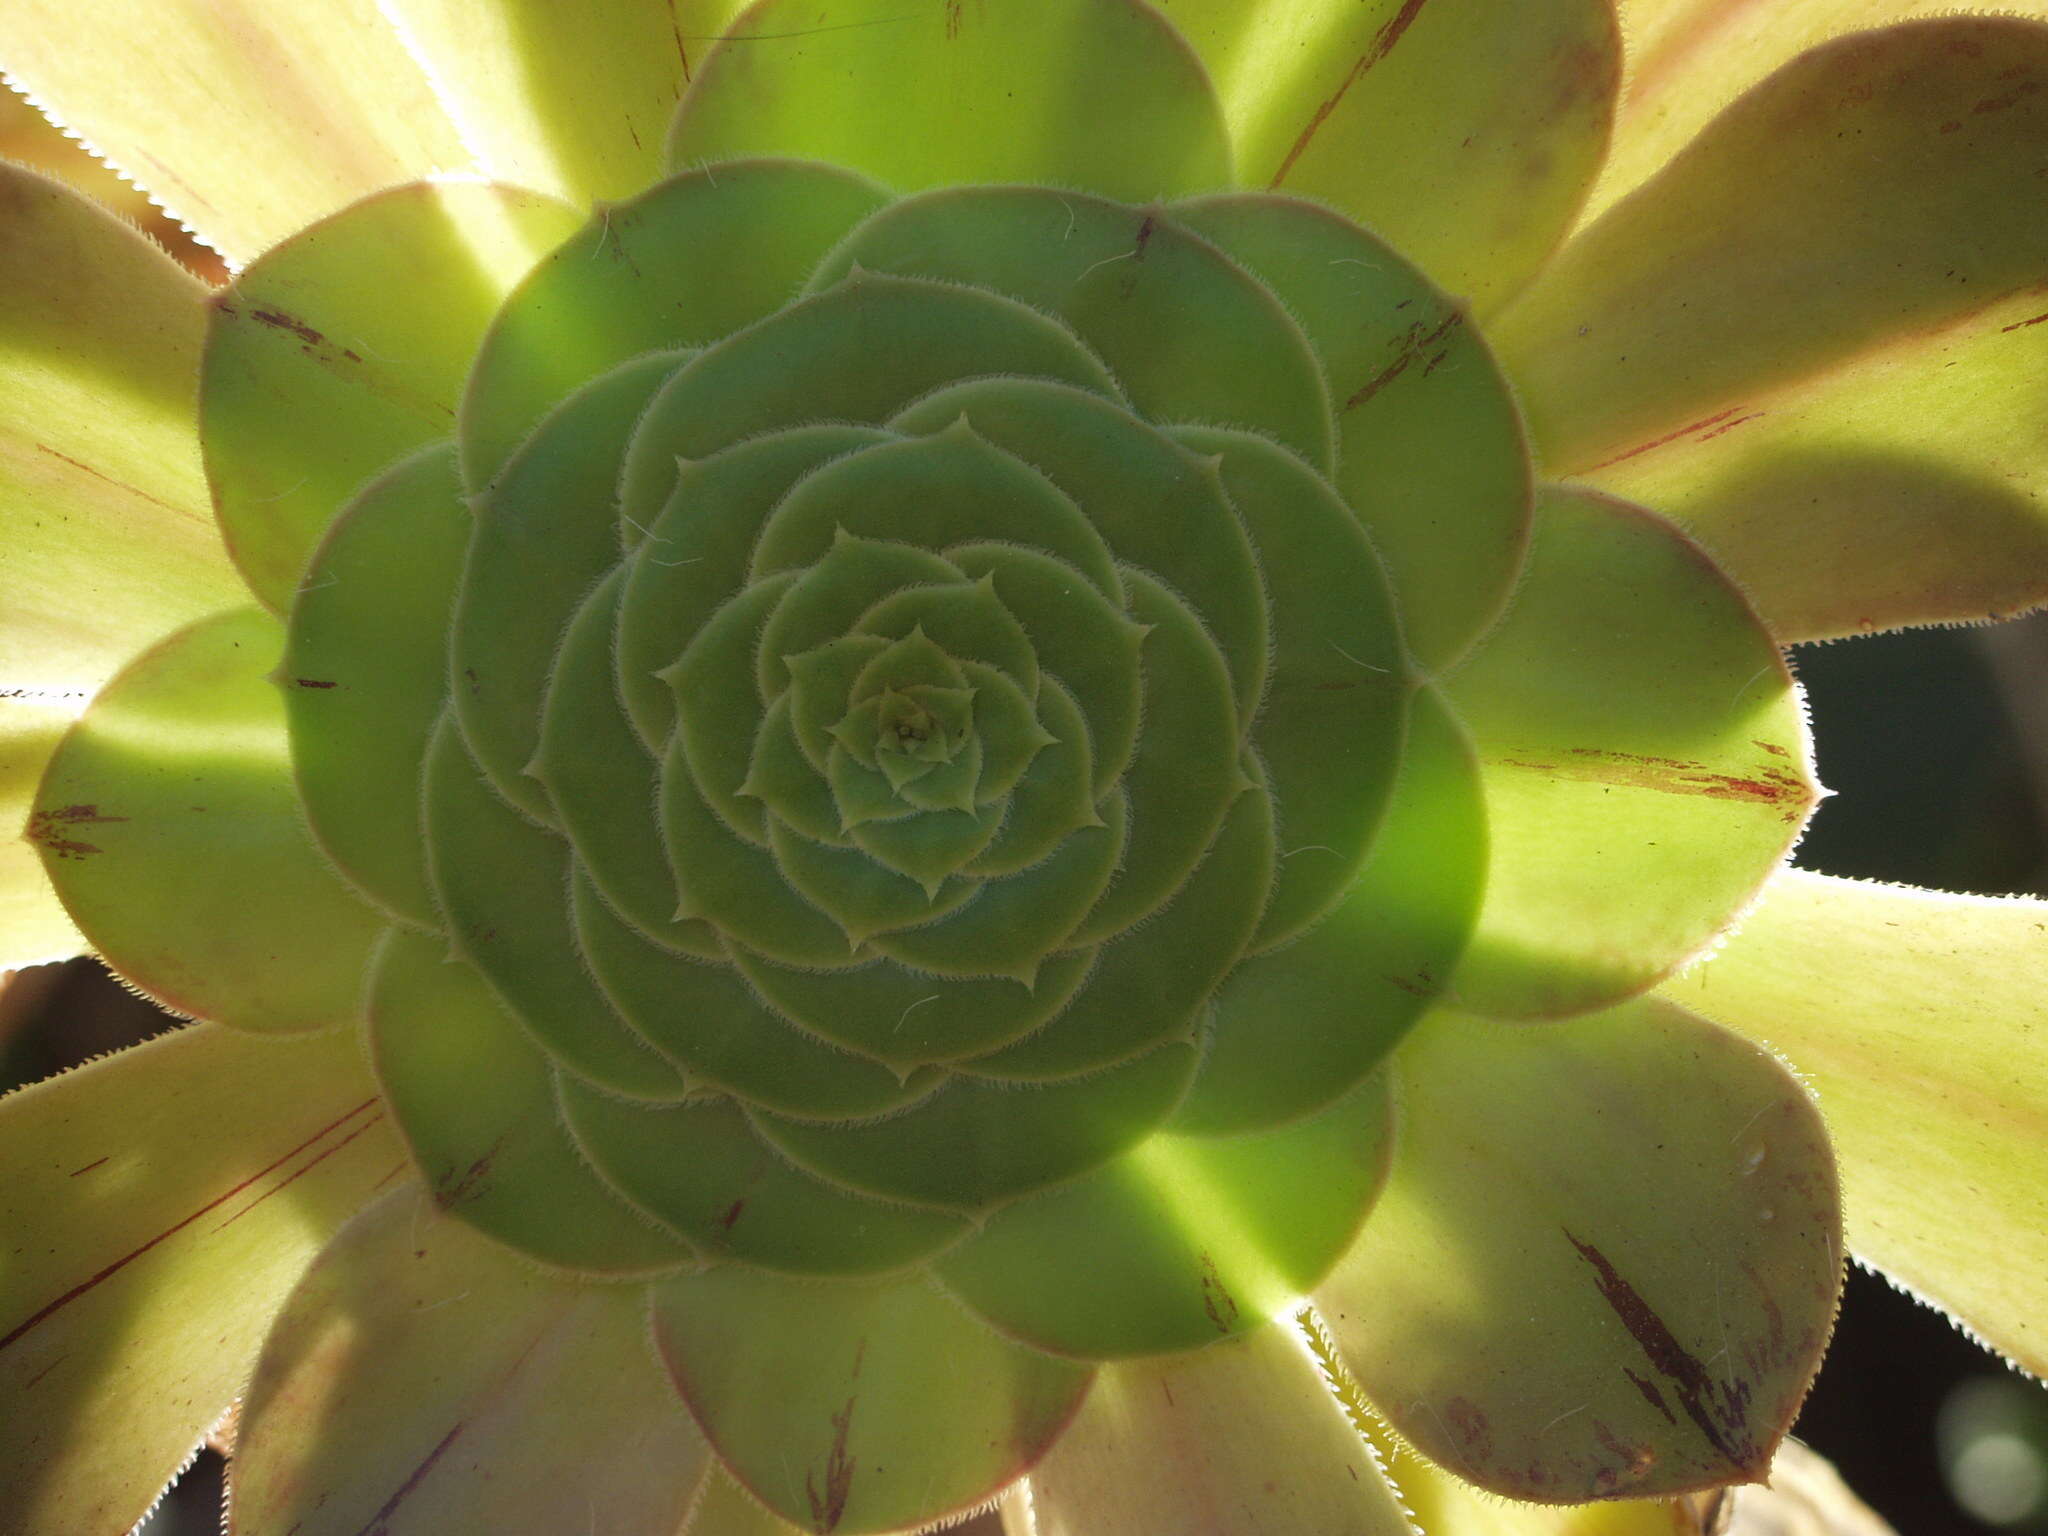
232 1185 710 1536
937 1074 1390 1358
1658 870 2048 1376
1494 16 2048 475
0 0 468 261
0 1022 399 1536
1173 190 1532 672
203 180 580 608
1152 0 1622 308
668 0 1231 200
1441 486 1815 1018
30 608 385 1031
0 163 238 693
1318 1000 1841 1502
1025 1321 1412 1536
1586 281 2048 642
285 443 467 928
1179 686 1484 1135
463 159 889 488
1 695 83 967
365 925 692 1275
378 0 733 206
652 1264 1091 1535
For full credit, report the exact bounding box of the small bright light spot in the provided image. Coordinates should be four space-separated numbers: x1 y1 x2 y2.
1952 1433 2048 1526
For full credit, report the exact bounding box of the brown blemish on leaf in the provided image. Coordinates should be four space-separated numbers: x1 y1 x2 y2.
806 1395 858 1533
2001 309 2048 332
294 678 339 689
26 803 129 861
719 1198 746 1231
1198 1252 1240 1333
1133 215 1157 261
353 1420 466 1536
436 1133 510 1207
944 0 961 40
0 1099 380 1355
1270 0 1432 188
1444 1395 1493 1460
1566 1230 1757 1471
1590 1419 1658 1491
1624 1366 1678 1425
1342 309 1464 411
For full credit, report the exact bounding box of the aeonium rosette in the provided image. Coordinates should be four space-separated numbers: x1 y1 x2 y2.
41 2 2038 1532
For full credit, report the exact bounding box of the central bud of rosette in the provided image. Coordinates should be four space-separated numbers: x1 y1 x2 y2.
288 157 1502 1361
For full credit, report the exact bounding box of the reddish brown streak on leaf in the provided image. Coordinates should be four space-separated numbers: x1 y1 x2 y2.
719 1198 746 1231
22 1354 66 1391
1198 1251 1240 1334
2002 310 2048 332
1624 1366 1677 1425
1584 407 1744 471
806 1395 858 1533
209 1111 387 1233
1133 214 1157 261
1566 1231 1755 1471
1495 749 1809 812
1694 411 1766 443
1342 310 1464 411
354 1420 466 1536
667 0 691 86
1271 0 1432 189
437 1133 510 1207
67 1156 108 1177
0 1098 381 1354
294 678 339 689
32 444 191 518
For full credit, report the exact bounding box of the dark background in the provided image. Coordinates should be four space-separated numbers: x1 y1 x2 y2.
4 614 2044 1535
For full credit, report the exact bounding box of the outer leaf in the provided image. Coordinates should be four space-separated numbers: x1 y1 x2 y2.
30 609 386 1032
1151 0 1621 308
1593 1 1986 223
668 0 1232 201
379 0 739 205
1441 487 1815 1018
202 180 579 609
0 1023 400 1536
1658 870 2048 1376
653 1264 1092 1534
1318 1001 1841 1502
0 163 238 692
1494 17 2048 475
1025 1322 1412 1536
1586 281 2048 642
232 1186 709 1536
685 1472 807 1536
1 695 83 967
0 0 468 262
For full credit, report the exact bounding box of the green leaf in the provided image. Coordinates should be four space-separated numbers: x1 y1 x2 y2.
462 159 889 487
752 1038 1199 1213
1025 1322 1412 1536
1441 486 1816 1018
1658 870 2048 1376
652 1264 1092 1535
1 695 84 967
365 925 692 1275
0 0 468 261
1178 685 1484 1135
684 1472 806 1536
1586 280 2048 642
233 1185 710 1536
1494 16 2048 476
285 443 467 929
0 164 238 694
818 188 1333 473
0 1022 399 1536
938 1074 1389 1358
455 350 682 825
1175 191 1531 671
1317 999 1841 1501
557 1083 968 1278
422 712 691 1100
203 180 580 608
668 0 1231 200
31 608 385 1032
1152 0 1622 308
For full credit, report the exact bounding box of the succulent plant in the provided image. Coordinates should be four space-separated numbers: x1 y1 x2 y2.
3 3 2048 1534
